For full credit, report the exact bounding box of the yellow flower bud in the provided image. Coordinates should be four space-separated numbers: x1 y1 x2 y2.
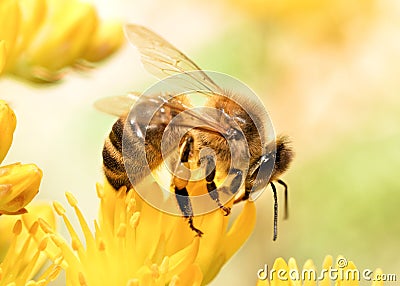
0 163 42 215
82 21 125 63
0 100 16 164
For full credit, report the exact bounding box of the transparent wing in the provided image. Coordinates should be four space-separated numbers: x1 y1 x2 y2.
96 90 235 136
94 92 140 117
124 24 223 93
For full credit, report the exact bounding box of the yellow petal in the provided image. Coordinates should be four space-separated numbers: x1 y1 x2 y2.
24 0 98 81
0 40 6 74
302 259 317 286
334 256 359 286
175 264 203 286
82 21 124 63
287 257 301 286
195 210 226 282
169 199 257 285
0 0 21 63
166 237 200 281
0 208 16 257
270 257 290 286
21 204 56 233
0 204 58 284
0 163 42 214
0 204 54 257
223 201 256 260
320 255 333 286
18 0 47 37
200 253 225 285
371 269 384 286
21 204 56 275
6 0 47 67
0 100 16 164
257 278 270 286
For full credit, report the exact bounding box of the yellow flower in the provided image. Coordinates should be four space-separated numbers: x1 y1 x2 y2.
40 182 256 285
0 40 6 74
256 256 385 286
0 100 42 215
0 0 123 83
0 204 60 286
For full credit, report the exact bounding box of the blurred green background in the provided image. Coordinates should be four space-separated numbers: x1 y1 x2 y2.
1 0 399 285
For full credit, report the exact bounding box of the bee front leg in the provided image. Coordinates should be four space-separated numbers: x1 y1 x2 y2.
233 154 280 240
201 155 231 216
234 153 272 204
173 135 203 237
270 182 278 241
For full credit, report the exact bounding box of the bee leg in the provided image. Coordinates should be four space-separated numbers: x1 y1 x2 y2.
277 179 288 219
270 182 278 241
175 186 203 237
202 155 231 216
234 181 279 241
224 168 243 194
233 179 251 204
233 190 249 204
234 152 272 204
216 168 242 202
173 135 203 237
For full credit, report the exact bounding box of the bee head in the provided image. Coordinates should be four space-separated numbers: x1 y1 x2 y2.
270 135 294 181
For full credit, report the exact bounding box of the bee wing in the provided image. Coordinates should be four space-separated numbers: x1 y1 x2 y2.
96 91 232 136
124 24 222 93
94 92 140 117
152 92 236 137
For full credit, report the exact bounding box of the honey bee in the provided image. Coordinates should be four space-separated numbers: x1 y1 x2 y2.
96 24 293 240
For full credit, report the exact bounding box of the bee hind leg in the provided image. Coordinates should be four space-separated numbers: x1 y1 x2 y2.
201 155 231 216
173 135 203 237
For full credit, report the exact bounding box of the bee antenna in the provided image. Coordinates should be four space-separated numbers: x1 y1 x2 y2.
270 182 278 241
277 179 289 219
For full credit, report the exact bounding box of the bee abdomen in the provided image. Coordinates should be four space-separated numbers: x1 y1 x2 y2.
103 138 125 172
109 117 124 151
103 118 131 190
102 148 131 190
